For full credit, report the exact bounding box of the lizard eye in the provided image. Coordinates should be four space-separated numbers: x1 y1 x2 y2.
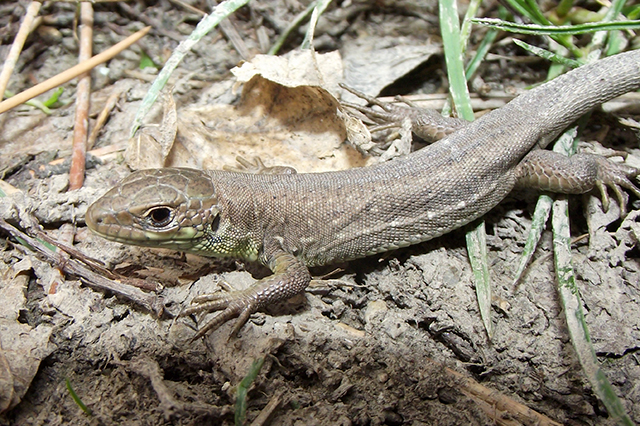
145 206 173 227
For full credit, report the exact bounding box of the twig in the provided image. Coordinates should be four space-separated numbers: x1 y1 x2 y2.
0 26 151 114
87 84 128 150
0 218 164 315
0 1 42 98
445 367 562 426
211 0 250 60
36 228 162 292
123 355 231 417
168 0 206 16
48 223 75 295
69 3 94 190
249 389 284 426
118 2 182 42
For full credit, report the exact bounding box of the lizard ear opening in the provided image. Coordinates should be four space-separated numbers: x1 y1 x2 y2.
210 212 221 233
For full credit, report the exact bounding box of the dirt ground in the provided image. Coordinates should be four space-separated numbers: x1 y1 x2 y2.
1 1 640 425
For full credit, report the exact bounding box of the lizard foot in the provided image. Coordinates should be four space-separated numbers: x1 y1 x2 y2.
181 283 261 342
339 83 467 142
592 155 640 217
181 252 311 341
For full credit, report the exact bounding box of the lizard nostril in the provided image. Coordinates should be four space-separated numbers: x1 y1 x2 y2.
86 202 106 229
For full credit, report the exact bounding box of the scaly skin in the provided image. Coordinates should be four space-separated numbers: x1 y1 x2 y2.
87 50 640 339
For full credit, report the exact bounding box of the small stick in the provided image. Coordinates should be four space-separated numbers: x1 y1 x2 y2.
249 389 284 426
0 26 151 114
87 86 126 150
0 218 164 315
445 367 562 426
0 1 42 98
69 2 94 190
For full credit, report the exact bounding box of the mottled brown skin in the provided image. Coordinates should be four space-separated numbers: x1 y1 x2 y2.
87 50 640 339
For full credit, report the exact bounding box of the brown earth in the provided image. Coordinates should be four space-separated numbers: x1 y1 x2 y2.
1 1 639 425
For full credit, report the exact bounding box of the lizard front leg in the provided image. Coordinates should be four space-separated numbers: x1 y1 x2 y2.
182 249 311 340
223 156 297 175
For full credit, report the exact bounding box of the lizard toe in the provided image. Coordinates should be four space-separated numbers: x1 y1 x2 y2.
188 307 242 342
184 291 259 342
594 156 640 216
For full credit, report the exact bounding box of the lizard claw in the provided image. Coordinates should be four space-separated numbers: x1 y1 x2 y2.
339 83 467 143
181 288 259 342
593 156 640 217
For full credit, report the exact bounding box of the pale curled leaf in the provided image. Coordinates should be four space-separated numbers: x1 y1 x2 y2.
340 42 440 104
127 50 362 173
231 50 344 97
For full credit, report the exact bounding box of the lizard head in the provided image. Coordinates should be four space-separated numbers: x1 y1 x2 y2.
86 168 221 253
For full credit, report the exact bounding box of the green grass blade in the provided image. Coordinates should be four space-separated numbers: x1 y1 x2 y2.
4 90 53 114
556 0 573 18
488 1 577 55
300 0 332 50
268 1 317 55
65 378 92 416
440 0 492 338
512 39 581 67
472 17 640 35
465 26 498 81
522 0 552 25
464 4 507 81
511 194 552 285
459 0 482 50
466 221 492 338
551 201 633 426
500 0 548 24
439 1 473 120
235 357 265 426
590 0 626 56
42 87 64 107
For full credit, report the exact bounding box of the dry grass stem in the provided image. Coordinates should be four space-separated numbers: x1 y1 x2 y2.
0 1 42 98
0 26 150 114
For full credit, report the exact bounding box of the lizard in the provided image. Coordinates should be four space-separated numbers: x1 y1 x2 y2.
86 50 640 340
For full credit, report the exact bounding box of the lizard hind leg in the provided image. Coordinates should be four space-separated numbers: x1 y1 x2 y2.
591 155 640 216
339 83 467 143
515 150 640 216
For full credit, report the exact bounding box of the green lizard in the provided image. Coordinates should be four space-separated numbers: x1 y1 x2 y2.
86 50 640 339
